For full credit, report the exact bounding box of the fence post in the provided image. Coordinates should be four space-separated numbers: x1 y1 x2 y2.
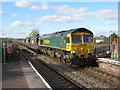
3 43 6 64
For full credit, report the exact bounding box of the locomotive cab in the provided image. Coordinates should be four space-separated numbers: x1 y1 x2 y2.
71 33 94 57
66 32 96 66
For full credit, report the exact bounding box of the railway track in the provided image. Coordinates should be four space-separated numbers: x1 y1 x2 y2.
78 67 119 88
18 48 87 89
16 43 119 88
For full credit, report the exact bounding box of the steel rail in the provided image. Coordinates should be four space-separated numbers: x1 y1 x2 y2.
18 47 87 89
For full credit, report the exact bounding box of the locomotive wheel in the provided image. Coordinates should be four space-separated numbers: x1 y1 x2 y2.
63 59 66 63
43 51 46 55
60 55 66 63
58 57 61 61
58 55 64 62
44 51 47 55
62 58 67 63
50 51 55 57
61 58 66 63
65 58 71 63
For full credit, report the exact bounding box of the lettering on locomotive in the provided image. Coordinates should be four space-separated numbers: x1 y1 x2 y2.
43 40 50 44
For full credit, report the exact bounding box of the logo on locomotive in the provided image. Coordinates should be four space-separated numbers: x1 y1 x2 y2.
43 40 50 44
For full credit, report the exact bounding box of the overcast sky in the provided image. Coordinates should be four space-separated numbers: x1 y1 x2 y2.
1 1 118 38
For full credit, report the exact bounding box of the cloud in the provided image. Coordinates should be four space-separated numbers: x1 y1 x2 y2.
2 30 26 37
12 30 26 34
54 5 117 21
15 2 49 10
7 3 118 29
36 15 82 24
93 29 118 36
12 13 18 16
89 9 117 19
25 15 30 18
1 27 34 37
14 2 117 21
29 3 87 22
2 27 33 31
9 21 34 27
0 23 2 26
2 28 10 31
104 22 117 25
0 11 3 15
55 4 88 15
30 2 49 10
15 1 31 8
9 21 23 27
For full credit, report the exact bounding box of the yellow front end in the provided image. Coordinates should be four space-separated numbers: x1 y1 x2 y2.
71 43 94 58
66 32 94 58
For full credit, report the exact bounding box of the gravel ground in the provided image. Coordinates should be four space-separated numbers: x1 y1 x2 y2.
37 55 111 88
98 62 120 76
17 44 118 88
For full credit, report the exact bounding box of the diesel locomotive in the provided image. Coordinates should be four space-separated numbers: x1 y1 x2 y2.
38 28 97 66
16 27 97 66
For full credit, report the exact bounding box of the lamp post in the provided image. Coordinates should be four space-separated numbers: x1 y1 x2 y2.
110 31 112 45
109 31 113 58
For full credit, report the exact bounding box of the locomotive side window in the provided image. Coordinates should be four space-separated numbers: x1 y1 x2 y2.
66 37 70 43
72 35 82 43
84 35 93 43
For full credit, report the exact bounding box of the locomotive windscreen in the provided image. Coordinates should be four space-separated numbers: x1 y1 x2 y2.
72 35 82 43
84 35 93 43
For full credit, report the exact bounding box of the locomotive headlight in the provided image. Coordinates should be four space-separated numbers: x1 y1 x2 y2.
72 51 76 53
81 48 84 50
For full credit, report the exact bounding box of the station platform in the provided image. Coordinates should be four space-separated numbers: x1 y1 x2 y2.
2 60 51 89
98 58 120 65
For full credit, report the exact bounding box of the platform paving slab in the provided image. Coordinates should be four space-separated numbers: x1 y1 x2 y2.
2 60 48 89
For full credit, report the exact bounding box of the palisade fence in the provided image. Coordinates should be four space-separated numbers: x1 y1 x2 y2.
94 44 111 58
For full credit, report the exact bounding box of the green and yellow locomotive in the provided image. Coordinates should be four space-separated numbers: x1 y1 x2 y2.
38 28 97 66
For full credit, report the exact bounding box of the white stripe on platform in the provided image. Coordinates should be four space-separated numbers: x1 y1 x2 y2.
98 58 120 64
28 61 52 90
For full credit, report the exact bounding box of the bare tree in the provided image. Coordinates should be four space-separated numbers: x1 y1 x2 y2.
29 29 39 38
